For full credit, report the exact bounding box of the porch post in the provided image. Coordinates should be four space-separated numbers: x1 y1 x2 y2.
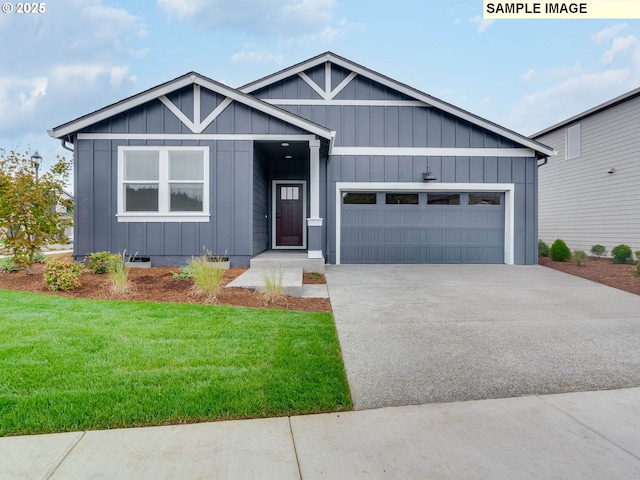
307 139 323 259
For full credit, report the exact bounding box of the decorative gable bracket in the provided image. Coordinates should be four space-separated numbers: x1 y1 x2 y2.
159 84 233 134
298 61 358 101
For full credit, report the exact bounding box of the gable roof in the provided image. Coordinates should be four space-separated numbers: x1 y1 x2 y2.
48 72 334 141
531 86 640 138
241 51 554 158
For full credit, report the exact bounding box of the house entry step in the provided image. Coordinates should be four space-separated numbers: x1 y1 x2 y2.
226 267 304 298
249 250 325 273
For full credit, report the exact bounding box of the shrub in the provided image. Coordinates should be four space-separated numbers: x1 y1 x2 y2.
590 245 607 257
636 251 640 262
107 253 133 295
549 239 571 262
0 257 20 273
611 244 633 264
262 268 284 302
44 258 84 291
573 250 587 266
172 266 191 279
538 240 549 257
86 251 122 274
634 262 640 277
186 255 225 301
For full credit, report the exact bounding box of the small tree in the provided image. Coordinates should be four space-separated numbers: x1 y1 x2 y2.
0 150 72 273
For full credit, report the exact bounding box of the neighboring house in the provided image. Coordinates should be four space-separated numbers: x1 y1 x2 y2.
57 190 74 243
48 52 552 267
532 88 640 255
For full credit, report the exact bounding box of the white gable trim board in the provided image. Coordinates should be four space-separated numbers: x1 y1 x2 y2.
241 52 553 158
335 182 515 265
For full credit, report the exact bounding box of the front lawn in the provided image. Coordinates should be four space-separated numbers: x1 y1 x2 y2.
0 290 351 436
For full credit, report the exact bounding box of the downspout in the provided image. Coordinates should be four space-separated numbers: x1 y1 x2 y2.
61 136 74 153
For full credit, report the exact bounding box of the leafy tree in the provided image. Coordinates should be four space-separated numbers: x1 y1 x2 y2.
0 150 72 273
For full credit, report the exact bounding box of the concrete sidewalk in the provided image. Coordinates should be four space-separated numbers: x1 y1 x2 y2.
3 388 640 479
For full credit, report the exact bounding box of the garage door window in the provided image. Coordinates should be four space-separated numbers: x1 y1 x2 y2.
469 194 501 206
343 193 377 204
386 193 419 205
427 193 460 205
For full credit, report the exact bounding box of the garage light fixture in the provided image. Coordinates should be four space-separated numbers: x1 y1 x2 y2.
423 170 436 182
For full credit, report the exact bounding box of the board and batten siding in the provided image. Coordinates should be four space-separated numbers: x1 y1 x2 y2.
536 95 640 255
75 138 254 265
74 84 312 266
253 70 538 264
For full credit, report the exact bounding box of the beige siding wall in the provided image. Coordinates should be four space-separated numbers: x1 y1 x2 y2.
536 96 640 255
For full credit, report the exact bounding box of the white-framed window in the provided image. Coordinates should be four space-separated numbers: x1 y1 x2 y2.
566 123 581 159
117 146 209 222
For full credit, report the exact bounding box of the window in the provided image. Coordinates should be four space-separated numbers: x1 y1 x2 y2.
566 123 581 159
469 193 501 206
343 192 376 204
385 193 419 205
428 193 460 205
118 146 209 222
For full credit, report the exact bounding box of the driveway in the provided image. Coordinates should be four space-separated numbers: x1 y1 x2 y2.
325 264 640 410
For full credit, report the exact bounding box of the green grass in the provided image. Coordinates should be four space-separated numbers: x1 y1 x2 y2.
0 290 351 436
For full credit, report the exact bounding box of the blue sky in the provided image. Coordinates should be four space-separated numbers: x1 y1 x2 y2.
1 0 639 173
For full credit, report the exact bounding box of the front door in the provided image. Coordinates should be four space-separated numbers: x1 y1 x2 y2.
274 182 305 248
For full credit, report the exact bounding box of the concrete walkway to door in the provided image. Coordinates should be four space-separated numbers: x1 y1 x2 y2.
325 264 640 410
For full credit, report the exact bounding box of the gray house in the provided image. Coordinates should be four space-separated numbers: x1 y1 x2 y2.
49 52 553 266
533 87 640 255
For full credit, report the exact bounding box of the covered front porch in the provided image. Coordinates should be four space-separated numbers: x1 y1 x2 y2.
252 138 326 262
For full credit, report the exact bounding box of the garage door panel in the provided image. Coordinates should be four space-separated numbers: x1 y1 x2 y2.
341 192 505 264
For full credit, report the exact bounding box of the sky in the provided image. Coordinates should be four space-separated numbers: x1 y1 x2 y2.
1 0 640 175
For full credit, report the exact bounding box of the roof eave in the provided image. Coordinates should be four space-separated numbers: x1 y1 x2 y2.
242 51 553 157
49 72 333 141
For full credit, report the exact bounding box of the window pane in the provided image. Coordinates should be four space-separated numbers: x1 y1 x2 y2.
124 151 159 181
169 150 204 181
469 194 501 206
170 184 204 211
386 193 418 205
343 193 376 204
428 193 460 205
125 184 158 211
566 123 581 159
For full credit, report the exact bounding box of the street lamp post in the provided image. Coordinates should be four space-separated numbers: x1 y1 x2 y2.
31 151 42 182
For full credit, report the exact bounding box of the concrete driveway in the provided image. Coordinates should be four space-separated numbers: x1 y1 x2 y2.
325 264 640 410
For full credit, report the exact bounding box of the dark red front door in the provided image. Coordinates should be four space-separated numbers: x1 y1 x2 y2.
276 183 304 247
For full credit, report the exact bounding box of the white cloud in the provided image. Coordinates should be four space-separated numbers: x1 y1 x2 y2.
156 0 342 37
603 35 640 65
593 23 628 45
231 48 284 64
469 16 495 33
522 69 537 82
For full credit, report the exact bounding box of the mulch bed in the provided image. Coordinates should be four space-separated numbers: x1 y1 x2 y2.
539 255 640 296
0 261 331 312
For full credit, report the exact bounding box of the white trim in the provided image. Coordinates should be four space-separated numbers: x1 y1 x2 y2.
194 84 201 126
307 217 323 227
334 182 515 265
117 146 209 223
197 97 233 133
77 133 318 141
299 72 328 100
50 73 333 140
159 95 196 132
272 180 307 250
239 53 553 157
331 147 536 158
325 61 331 96
264 99 428 107
116 214 210 223
329 72 358 99
309 140 321 219
308 250 323 259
